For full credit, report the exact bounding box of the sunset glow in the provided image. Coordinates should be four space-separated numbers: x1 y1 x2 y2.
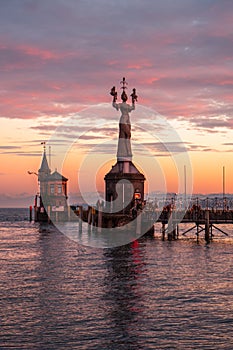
1 0 233 207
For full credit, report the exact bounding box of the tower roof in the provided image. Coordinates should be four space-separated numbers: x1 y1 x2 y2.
106 161 144 175
49 170 68 182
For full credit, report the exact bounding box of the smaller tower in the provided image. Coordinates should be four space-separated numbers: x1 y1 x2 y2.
35 143 69 222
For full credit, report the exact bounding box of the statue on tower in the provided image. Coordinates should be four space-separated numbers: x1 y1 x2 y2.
110 77 138 162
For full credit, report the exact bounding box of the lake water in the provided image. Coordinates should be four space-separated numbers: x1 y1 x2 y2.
0 208 233 349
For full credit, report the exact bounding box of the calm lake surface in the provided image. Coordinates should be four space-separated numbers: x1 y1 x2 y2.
0 208 233 349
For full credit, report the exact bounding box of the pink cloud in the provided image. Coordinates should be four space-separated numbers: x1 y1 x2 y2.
0 0 232 129
20 45 58 60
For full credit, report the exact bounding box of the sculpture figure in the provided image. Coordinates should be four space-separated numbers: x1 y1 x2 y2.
110 77 138 162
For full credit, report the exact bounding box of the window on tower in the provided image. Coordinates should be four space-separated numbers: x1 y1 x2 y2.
50 184 54 194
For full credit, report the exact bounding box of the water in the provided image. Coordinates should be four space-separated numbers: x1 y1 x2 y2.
0 209 233 349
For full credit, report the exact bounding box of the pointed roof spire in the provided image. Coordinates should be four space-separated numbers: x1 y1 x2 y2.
38 143 51 181
39 150 50 173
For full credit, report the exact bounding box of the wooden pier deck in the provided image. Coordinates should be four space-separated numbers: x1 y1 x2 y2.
75 205 233 243
142 208 233 242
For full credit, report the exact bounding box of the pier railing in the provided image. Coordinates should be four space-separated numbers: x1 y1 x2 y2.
147 196 233 211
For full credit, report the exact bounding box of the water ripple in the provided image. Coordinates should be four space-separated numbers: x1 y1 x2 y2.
0 210 233 349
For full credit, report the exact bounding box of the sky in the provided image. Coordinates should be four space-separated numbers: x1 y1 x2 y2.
0 0 233 207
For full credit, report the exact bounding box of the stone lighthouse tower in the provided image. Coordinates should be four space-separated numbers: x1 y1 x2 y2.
105 78 145 214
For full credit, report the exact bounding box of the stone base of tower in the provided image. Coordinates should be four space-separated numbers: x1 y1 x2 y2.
104 160 145 215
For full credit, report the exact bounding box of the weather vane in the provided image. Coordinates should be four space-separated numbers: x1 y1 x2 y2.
41 141 46 151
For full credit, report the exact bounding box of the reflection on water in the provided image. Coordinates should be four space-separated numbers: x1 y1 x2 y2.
103 241 146 349
0 209 233 349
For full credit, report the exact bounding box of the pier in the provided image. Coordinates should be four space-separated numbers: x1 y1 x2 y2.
73 201 233 243
144 206 231 242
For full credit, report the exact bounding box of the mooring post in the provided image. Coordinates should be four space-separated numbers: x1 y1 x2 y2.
87 206 92 233
91 206 95 226
210 224 213 240
97 202 102 232
205 209 210 243
172 224 176 239
162 222 166 240
196 223 199 241
29 205 32 222
172 210 178 239
167 210 173 241
172 210 176 239
79 206 83 234
87 206 92 225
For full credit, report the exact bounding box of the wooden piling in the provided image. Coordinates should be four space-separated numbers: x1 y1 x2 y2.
172 210 176 239
91 206 95 225
97 202 102 232
205 209 210 243
79 206 83 234
196 223 199 241
87 206 92 225
162 222 166 241
168 231 173 241
29 206 32 222
167 211 173 241
210 224 213 240
172 226 176 239
87 206 92 233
